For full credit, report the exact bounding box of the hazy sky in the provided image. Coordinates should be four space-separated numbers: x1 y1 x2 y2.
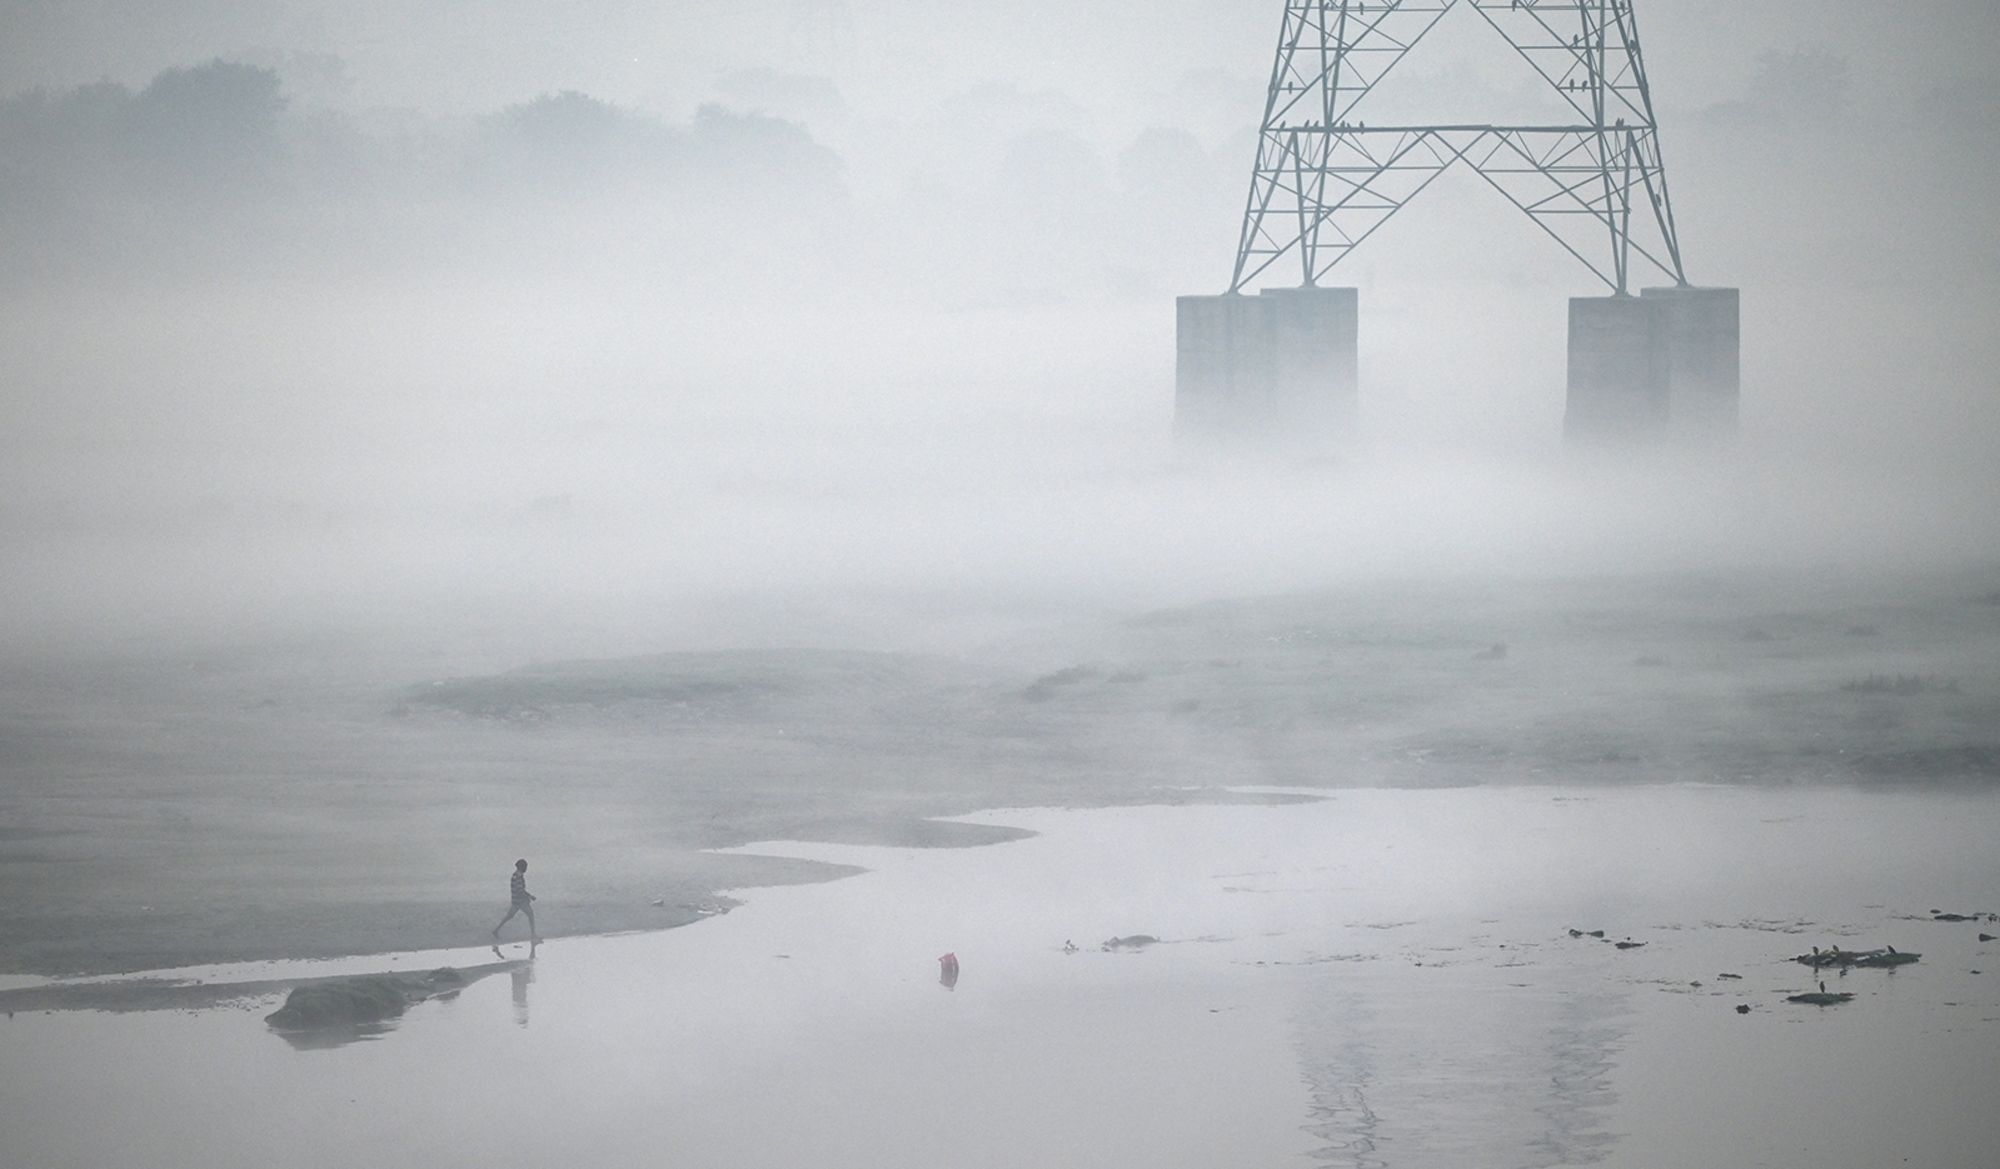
2 0 1997 652
6 0 1999 119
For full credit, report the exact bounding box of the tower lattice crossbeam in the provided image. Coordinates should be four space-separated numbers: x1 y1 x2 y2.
1231 0 1690 295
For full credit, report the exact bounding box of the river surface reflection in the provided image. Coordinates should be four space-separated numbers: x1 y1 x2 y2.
4 785 1998 1169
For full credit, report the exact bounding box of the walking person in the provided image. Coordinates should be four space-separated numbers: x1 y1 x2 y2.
493 858 539 941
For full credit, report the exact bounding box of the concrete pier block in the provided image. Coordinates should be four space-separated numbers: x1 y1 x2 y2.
1642 286 1740 441
1261 285 1359 448
1175 293 1275 443
1565 295 1669 443
1175 286 1357 454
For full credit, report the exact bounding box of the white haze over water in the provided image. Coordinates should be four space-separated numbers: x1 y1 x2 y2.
2 9 1998 1168
4 2 1997 656
3 1 1996 662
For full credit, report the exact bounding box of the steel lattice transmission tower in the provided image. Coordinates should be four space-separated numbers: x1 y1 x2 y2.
1177 0 1737 451
1231 0 1686 295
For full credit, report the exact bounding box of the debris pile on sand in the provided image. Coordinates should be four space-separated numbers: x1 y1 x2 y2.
1793 947 1919 970
1565 928 1646 949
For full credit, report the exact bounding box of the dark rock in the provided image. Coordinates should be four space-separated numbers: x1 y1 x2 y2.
264 976 417 1031
1614 940 1646 950
1735 1004 1751 1014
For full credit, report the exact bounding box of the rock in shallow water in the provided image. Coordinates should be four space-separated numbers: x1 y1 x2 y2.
264 976 422 1031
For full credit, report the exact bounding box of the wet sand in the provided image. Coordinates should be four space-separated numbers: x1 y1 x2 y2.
5 785 1998 1169
5 566 1998 977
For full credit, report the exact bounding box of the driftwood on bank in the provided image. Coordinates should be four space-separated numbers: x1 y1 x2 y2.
1793 947 1919 970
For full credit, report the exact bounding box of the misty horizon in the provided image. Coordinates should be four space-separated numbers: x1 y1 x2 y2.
4 2 1998 662
4 6 2000 1168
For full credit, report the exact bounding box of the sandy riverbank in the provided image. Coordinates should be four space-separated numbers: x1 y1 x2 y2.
3 566 1997 977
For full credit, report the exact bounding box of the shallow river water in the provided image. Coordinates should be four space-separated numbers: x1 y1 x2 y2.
5 784 1999 1169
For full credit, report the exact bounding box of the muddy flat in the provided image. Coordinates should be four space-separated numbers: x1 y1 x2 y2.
6 786 1998 1169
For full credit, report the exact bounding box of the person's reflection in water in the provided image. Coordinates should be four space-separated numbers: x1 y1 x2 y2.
492 939 538 1027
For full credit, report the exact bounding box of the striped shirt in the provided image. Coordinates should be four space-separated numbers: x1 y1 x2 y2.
510 870 529 904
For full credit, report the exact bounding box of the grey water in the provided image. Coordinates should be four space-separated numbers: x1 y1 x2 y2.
4 784 1998 1169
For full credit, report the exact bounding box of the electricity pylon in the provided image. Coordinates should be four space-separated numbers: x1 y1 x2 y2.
1229 0 1689 296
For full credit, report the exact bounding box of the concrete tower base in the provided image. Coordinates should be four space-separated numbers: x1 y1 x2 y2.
1566 287 1740 445
1643 285 1740 442
1176 286 1358 456
1566 295 1669 443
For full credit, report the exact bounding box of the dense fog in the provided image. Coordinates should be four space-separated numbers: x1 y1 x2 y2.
5 13 2000 1163
2 0 1996 656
